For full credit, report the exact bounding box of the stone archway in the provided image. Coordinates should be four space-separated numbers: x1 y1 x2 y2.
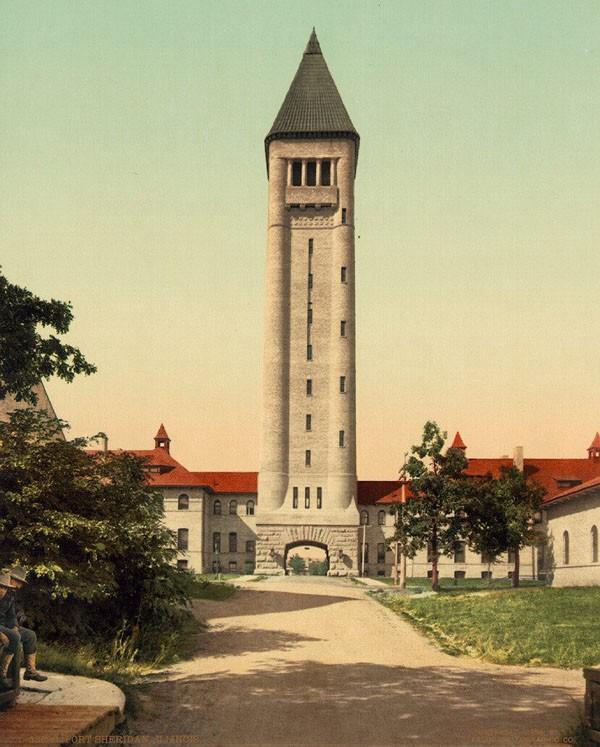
284 540 329 575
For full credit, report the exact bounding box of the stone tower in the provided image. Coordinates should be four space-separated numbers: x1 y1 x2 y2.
255 30 360 575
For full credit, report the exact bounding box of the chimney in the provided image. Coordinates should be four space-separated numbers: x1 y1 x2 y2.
102 435 108 453
513 446 524 472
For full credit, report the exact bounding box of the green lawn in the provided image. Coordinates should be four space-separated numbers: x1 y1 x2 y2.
379 586 600 668
188 575 236 600
378 576 544 592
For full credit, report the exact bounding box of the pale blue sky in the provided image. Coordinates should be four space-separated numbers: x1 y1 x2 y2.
2 1 600 476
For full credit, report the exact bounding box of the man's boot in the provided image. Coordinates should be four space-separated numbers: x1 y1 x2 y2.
24 653 47 682
0 652 14 689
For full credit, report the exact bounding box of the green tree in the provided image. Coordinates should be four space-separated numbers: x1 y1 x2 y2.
308 560 328 576
391 421 470 591
288 554 306 575
0 408 190 655
494 466 545 588
463 475 510 581
0 268 95 404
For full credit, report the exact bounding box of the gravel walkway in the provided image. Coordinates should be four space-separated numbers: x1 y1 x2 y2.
127 576 584 746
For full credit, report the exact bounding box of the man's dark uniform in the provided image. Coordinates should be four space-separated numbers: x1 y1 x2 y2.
0 590 37 660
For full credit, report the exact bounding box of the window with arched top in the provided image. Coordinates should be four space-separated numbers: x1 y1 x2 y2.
229 500 237 515
377 510 385 526
178 494 189 510
592 526 598 563
563 530 570 565
360 510 369 526
213 500 221 515
246 500 255 516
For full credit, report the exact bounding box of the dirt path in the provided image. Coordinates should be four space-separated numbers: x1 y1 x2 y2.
127 577 584 746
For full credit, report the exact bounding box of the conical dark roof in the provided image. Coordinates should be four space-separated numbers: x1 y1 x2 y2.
265 29 359 167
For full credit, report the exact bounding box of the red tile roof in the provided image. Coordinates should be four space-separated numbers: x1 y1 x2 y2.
193 472 258 494
589 432 600 449
545 474 600 504
357 480 400 505
451 431 467 449
148 466 211 488
155 423 170 440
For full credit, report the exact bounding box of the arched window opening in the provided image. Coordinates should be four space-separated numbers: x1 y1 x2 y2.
563 530 570 565
213 500 221 515
246 500 255 516
377 510 385 526
229 500 237 515
592 526 598 563
178 494 189 511
360 510 369 526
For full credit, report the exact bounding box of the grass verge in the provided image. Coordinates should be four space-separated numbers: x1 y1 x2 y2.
377 586 600 668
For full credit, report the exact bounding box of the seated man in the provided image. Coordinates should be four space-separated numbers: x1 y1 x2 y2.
0 571 18 690
8 566 47 682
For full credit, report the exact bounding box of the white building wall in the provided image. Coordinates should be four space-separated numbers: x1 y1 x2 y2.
543 492 600 587
162 487 206 572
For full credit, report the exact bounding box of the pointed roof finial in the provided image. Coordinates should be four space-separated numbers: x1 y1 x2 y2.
451 431 467 450
305 27 322 55
589 432 600 450
154 423 171 452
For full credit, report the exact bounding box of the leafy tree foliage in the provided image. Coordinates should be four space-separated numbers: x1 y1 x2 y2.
0 268 96 404
390 421 471 590
0 408 190 657
288 554 306 575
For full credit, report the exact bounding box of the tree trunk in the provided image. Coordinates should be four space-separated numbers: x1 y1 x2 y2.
512 547 520 588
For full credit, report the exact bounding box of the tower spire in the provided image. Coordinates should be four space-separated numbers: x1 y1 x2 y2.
305 28 321 55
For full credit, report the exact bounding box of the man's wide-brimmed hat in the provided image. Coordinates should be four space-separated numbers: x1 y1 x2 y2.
0 572 14 589
9 566 27 584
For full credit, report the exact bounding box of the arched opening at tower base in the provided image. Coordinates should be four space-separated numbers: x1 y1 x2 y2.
284 541 329 576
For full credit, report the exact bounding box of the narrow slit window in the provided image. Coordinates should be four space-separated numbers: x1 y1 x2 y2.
341 208 347 224
340 376 346 393
340 320 346 337
305 449 311 467
306 161 317 186
292 161 302 186
317 487 322 509
308 238 313 254
341 266 347 283
306 378 312 396
292 487 298 509
308 273 313 289
305 487 310 508
307 344 313 361
307 307 313 324
306 414 312 431
339 430 345 447
321 160 331 186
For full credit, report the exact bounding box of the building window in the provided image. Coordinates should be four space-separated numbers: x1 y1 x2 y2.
378 510 385 526
212 560 219 573
306 414 312 431
245 560 254 574
213 532 221 553
292 160 302 186
340 376 346 393
308 273 313 289
361 543 369 564
563 531 569 565
427 570 433 579
229 499 237 515
229 532 237 553
306 378 312 396
177 528 189 551
229 561 237 573
246 540 255 553
321 159 331 186
293 487 298 509
377 543 386 564
308 238 313 254
177 494 189 510
317 487 322 509
213 499 221 515
341 266 347 283
341 208 347 224
481 570 492 579
360 509 369 525
307 307 313 324
507 549 516 564
305 449 311 467
246 500 255 516
306 160 317 186
481 551 494 564
304 487 310 508
340 320 346 337
592 525 599 563
454 542 466 564
177 559 188 570
339 430 345 447
307 344 313 361
454 570 466 579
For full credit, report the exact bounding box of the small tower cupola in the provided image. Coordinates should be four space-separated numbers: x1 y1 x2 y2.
450 431 467 451
154 423 171 453
588 432 600 460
